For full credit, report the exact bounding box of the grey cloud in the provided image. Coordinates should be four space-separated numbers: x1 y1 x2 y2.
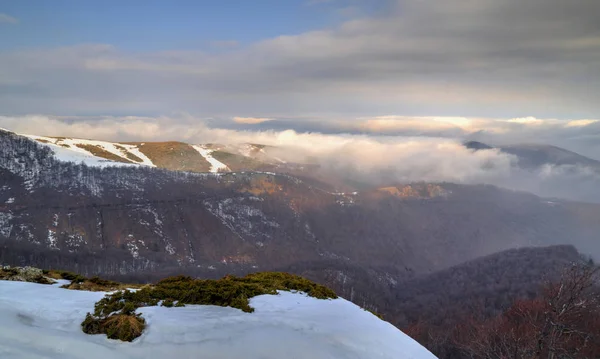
0 0 599 117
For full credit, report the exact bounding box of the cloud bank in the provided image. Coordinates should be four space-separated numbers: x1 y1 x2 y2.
3 114 600 204
0 0 599 118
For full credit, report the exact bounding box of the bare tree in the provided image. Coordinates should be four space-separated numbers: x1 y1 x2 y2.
453 264 600 359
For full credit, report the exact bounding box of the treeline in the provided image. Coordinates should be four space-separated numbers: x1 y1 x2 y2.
390 245 583 328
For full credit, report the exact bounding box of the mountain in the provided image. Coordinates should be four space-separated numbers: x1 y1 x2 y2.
2 128 600 319
0 276 437 359
464 140 600 169
22 133 284 173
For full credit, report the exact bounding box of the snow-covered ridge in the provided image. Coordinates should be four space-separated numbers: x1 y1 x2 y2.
0 280 437 359
22 134 155 167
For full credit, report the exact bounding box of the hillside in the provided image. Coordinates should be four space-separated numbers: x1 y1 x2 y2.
22 133 279 174
391 245 584 327
2 128 600 320
0 271 437 359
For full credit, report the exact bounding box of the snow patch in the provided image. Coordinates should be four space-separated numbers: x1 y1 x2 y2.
21 134 153 168
192 145 230 173
47 229 58 250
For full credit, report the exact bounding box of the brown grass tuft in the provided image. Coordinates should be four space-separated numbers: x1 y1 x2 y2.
82 313 146 342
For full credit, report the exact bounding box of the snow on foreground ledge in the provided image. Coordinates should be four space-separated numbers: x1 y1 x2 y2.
0 281 437 359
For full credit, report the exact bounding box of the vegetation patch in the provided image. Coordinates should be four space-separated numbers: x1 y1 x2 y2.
83 271 337 342
1 266 55 284
44 269 86 282
114 144 144 163
63 276 146 292
75 144 133 163
42 270 145 292
82 312 146 342
131 141 211 172
211 151 266 171
366 309 384 320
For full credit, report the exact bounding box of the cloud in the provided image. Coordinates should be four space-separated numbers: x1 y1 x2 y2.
505 117 545 126
565 119 599 128
233 117 275 125
4 114 600 205
0 13 18 24
0 0 599 117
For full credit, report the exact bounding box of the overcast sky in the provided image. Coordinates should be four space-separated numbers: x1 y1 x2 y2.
1 0 599 156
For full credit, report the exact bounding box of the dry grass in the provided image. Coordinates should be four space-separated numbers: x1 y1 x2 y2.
114 144 144 163
210 151 265 171
82 313 146 342
131 141 211 172
43 270 145 292
75 144 133 163
62 276 146 292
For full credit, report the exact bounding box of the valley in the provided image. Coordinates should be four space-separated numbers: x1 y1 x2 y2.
1 128 600 329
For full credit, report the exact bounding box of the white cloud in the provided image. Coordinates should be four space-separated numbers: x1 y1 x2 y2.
505 117 545 125
233 117 275 125
565 119 599 128
0 13 18 24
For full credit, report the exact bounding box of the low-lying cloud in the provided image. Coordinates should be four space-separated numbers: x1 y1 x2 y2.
3 114 600 204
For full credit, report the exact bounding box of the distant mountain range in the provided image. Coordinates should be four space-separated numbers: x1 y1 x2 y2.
464 140 600 169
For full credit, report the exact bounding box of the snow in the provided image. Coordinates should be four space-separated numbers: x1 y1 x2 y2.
119 144 155 167
35 140 131 167
21 134 153 167
192 145 230 173
0 281 436 359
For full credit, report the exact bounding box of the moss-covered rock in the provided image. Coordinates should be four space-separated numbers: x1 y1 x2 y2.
0 266 54 284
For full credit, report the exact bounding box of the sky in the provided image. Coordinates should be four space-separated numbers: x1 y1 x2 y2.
1 0 600 158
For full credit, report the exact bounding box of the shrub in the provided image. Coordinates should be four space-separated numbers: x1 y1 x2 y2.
81 312 146 342
83 271 337 341
367 309 384 320
0 266 54 284
48 270 87 283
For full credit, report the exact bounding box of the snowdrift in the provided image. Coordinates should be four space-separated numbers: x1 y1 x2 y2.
0 280 437 359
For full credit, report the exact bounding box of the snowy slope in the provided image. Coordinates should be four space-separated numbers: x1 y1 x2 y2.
0 281 437 359
38 141 134 168
192 145 230 173
22 134 155 167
